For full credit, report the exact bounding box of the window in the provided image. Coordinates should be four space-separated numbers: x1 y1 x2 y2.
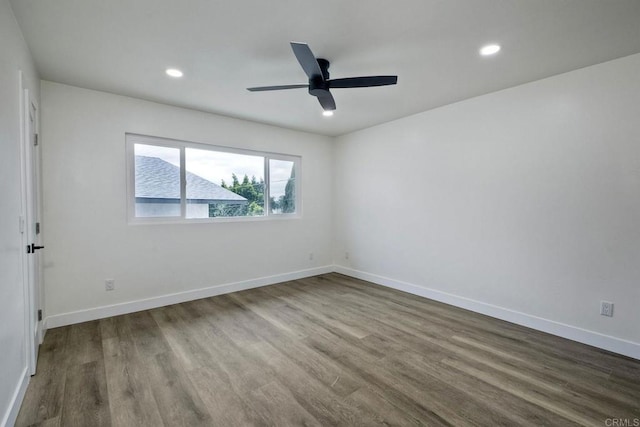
126 134 301 222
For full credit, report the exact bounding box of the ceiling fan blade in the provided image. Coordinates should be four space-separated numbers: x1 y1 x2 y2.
247 84 308 92
291 42 324 80
317 91 336 111
329 76 398 88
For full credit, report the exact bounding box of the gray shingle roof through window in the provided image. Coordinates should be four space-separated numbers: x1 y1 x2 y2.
135 156 247 203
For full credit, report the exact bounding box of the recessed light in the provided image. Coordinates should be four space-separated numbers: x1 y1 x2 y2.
166 68 183 78
480 44 501 56
323 110 334 117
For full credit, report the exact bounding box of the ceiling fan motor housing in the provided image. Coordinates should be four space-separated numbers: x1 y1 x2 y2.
309 76 329 96
309 59 331 97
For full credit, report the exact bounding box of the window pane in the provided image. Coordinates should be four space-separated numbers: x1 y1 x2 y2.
269 159 296 214
185 148 264 218
134 144 181 217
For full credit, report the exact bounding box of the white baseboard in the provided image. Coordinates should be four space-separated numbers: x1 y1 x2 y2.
46 266 333 328
42 263 639 360
334 266 640 360
1 367 29 427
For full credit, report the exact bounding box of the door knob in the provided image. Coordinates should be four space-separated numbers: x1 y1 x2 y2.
30 243 44 252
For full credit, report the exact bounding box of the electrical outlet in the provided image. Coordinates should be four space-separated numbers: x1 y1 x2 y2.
105 279 115 291
345 252 350 260
309 252 314 261
600 301 614 317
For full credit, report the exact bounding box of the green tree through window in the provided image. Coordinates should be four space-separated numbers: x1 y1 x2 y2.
213 174 265 217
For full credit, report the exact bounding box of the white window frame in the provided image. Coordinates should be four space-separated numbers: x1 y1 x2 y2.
126 133 302 224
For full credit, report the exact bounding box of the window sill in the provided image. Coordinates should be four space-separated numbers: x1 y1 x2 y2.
127 213 302 225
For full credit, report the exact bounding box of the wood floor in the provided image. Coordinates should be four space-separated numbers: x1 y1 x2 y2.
16 273 640 426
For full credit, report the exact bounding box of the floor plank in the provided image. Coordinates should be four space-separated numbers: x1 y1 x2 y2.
14 328 69 426
145 351 213 426
59 360 111 427
102 336 164 427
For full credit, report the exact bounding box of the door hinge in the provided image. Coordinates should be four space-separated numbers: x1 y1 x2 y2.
36 222 40 235
34 133 39 146
38 310 42 322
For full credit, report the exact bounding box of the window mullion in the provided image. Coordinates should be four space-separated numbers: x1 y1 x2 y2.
180 146 186 218
264 156 270 216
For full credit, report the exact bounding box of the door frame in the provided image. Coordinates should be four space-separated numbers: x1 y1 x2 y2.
19 71 43 376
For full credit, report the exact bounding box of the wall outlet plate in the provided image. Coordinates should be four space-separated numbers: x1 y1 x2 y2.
600 301 614 317
105 279 115 291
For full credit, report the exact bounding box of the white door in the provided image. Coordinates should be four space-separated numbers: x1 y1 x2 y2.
21 85 43 375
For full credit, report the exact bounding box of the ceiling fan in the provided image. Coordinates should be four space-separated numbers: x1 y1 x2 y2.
247 42 398 113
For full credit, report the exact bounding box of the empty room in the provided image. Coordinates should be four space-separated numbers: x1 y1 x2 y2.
2 0 640 425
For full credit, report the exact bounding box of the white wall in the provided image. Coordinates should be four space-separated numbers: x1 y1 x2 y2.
41 81 333 322
334 53 640 355
0 0 40 425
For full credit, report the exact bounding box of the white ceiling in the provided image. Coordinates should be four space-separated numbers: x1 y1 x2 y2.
10 0 640 136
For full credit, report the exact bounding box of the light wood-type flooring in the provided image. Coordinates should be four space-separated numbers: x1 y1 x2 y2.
16 273 640 426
